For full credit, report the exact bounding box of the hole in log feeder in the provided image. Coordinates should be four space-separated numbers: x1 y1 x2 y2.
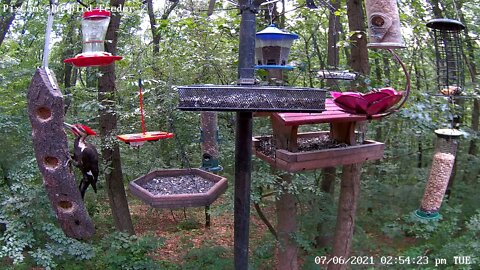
44 156 59 169
58 200 74 212
371 15 385 27
36 106 52 121
74 219 81 225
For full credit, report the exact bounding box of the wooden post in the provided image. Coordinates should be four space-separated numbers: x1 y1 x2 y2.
27 68 95 239
328 121 362 270
328 163 362 270
271 116 299 270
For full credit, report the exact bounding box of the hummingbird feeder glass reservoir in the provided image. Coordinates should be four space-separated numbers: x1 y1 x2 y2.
64 9 122 67
255 24 298 70
427 19 465 96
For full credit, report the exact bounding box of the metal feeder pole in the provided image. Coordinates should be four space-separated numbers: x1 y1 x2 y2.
235 0 256 269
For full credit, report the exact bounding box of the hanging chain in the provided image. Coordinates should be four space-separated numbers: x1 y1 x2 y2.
42 0 56 68
268 3 274 25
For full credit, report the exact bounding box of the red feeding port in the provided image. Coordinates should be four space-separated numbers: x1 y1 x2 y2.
64 52 122 67
117 131 174 144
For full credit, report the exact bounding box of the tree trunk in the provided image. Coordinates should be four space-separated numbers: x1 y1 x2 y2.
270 69 299 270
328 1 369 265
458 3 478 179
317 2 341 247
97 0 134 235
276 174 299 270
146 0 179 55
328 163 362 270
0 0 24 47
62 17 77 114
346 0 369 76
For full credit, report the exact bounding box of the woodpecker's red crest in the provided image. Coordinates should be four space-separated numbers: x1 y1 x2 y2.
75 124 97 136
64 123 97 137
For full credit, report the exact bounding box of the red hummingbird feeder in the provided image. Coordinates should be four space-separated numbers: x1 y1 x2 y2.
117 79 174 146
64 9 122 67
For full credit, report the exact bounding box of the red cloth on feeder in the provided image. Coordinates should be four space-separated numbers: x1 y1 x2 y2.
330 87 403 116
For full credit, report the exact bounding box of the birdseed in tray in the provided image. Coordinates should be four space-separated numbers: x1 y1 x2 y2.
257 135 349 158
140 175 215 195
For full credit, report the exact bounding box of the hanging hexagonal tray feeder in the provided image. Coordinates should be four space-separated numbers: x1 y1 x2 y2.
129 168 227 209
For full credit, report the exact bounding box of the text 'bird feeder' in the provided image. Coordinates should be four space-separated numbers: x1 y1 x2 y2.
365 0 405 49
255 24 298 70
416 129 462 220
427 19 465 96
64 9 122 67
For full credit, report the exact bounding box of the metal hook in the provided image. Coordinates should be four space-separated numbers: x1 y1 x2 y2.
268 3 274 24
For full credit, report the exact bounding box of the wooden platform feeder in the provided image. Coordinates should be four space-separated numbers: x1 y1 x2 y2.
254 131 384 172
129 168 227 226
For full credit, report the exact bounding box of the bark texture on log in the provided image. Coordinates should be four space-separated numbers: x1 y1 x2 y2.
200 112 219 159
98 0 135 235
27 68 95 239
328 163 362 270
272 111 299 270
275 174 299 270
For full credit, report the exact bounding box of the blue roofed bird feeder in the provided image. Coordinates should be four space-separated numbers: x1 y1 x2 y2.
255 24 298 70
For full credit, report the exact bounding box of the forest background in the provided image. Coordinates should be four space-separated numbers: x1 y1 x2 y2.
0 0 479 269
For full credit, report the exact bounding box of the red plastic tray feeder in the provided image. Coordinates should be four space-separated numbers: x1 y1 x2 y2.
117 131 174 144
64 9 122 67
117 79 174 146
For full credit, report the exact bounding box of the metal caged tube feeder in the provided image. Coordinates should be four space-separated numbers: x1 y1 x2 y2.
426 18 465 96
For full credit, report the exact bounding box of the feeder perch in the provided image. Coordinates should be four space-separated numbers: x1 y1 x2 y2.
117 79 174 146
427 19 465 96
317 70 358 81
255 24 298 70
64 9 122 67
129 168 227 208
177 85 326 112
416 128 462 220
365 0 405 49
117 131 174 146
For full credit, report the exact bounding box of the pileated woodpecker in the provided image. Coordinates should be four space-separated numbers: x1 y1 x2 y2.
64 123 99 199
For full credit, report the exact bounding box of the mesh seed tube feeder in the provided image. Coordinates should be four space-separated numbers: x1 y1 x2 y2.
64 9 122 67
427 19 465 96
416 129 462 220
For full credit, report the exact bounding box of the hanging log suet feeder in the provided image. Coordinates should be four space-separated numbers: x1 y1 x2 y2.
64 9 122 67
427 19 465 96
